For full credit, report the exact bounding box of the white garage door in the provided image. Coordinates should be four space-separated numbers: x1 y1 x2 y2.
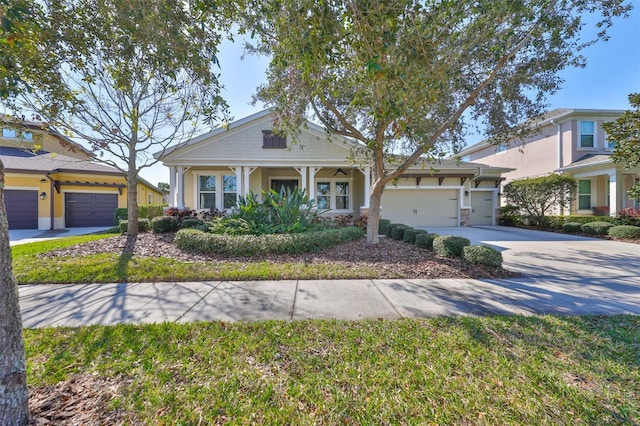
381 188 459 227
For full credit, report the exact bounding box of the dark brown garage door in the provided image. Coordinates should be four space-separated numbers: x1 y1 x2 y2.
6 190 38 229
65 193 118 227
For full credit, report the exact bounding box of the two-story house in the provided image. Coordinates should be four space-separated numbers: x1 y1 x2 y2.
457 109 639 216
1 116 163 229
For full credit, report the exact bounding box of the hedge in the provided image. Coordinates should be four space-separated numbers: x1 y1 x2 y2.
152 216 179 233
463 245 503 267
562 222 582 233
415 232 438 250
114 204 167 224
378 219 392 235
608 225 640 239
402 228 417 244
580 221 614 236
174 226 365 256
433 236 471 258
119 218 151 233
391 225 410 241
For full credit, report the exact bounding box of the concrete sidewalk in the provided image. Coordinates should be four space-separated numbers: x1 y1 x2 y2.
10 227 111 246
19 277 640 328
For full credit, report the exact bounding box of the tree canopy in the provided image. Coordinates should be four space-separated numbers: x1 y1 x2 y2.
246 0 631 243
503 174 577 225
11 0 232 234
603 93 640 201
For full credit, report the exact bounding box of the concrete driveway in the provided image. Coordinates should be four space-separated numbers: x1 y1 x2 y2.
17 225 640 328
9 227 111 246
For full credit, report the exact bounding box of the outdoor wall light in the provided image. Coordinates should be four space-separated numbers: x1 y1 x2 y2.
464 190 469 196
40 192 47 200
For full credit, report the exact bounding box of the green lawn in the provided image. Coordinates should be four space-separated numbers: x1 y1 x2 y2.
26 315 640 424
12 234 378 284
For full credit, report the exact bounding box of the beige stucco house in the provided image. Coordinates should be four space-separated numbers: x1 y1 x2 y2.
156 110 512 227
2 116 163 229
457 108 640 216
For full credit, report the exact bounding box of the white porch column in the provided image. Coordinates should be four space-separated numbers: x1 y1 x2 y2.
309 167 321 201
243 167 256 196
295 167 308 194
169 166 177 207
176 166 185 209
609 172 618 217
362 166 371 208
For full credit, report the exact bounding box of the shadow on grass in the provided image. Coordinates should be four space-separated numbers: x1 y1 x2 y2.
116 235 137 282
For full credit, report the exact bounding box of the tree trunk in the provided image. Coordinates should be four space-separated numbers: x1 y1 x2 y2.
126 167 139 236
366 181 385 245
0 160 29 425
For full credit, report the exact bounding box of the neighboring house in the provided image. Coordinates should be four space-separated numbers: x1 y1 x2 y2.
457 108 640 216
1 117 163 229
155 110 512 227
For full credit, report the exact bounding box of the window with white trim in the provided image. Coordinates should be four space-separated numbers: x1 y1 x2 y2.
578 180 592 210
315 180 351 211
198 175 217 209
579 121 595 148
222 175 237 208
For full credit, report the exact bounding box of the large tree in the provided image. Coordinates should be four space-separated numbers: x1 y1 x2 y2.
603 93 640 202
503 174 577 225
14 0 232 235
247 0 630 243
1 0 40 423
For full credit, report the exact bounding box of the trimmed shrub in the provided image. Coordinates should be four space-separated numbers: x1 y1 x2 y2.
174 226 365 256
114 204 168 225
402 228 417 244
114 208 128 224
391 225 410 240
119 218 150 233
608 225 640 239
181 218 205 229
415 232 438 250
433 235 471 258
152 216 179 233
385 223 404 238
378 219 392 235
463 245 503 267
580 221 614 236
562 222 583 233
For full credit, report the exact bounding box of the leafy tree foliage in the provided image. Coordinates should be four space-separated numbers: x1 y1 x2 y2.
12 0 232 235
503 174 577 225
246 0 630 243
603 93 640 201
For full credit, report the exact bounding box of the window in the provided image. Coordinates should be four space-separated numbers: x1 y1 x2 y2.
262 130 287 149
578 180 591 210
147 194 152 204
579 121 595 148
335 182 349 209
199 175 216 209
222 175 237 208
316 181 331 209
315 180 351 211
605 133 616 149
2 128 17 138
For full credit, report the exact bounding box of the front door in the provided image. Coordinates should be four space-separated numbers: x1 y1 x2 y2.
270 179 299 195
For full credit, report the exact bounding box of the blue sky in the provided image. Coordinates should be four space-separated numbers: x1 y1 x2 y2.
142 8 640 185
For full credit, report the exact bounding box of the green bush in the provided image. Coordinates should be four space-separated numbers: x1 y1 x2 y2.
433 235 471 258
151 216 179 233
114 204 168 225
386 223 404 238
391 225 410 240
174 226 364 256
180 218 205 229
378 219 392 235
562 222 583 233
608 225 640 239
119 218 150 234
580 221 614 236
402 228 417 244
415 232 438 250
463 245 503 267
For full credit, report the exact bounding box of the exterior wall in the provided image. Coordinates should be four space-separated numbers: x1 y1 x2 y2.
1 129 90 160
136 183 163 205
170 117 354 164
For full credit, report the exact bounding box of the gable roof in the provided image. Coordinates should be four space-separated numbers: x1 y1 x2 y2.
154 109 362 162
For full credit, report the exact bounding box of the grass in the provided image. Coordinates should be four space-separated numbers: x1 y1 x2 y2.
25 315 640 424
11 233 376 284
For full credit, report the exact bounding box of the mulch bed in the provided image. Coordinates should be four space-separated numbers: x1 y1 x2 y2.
43 232 521 280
